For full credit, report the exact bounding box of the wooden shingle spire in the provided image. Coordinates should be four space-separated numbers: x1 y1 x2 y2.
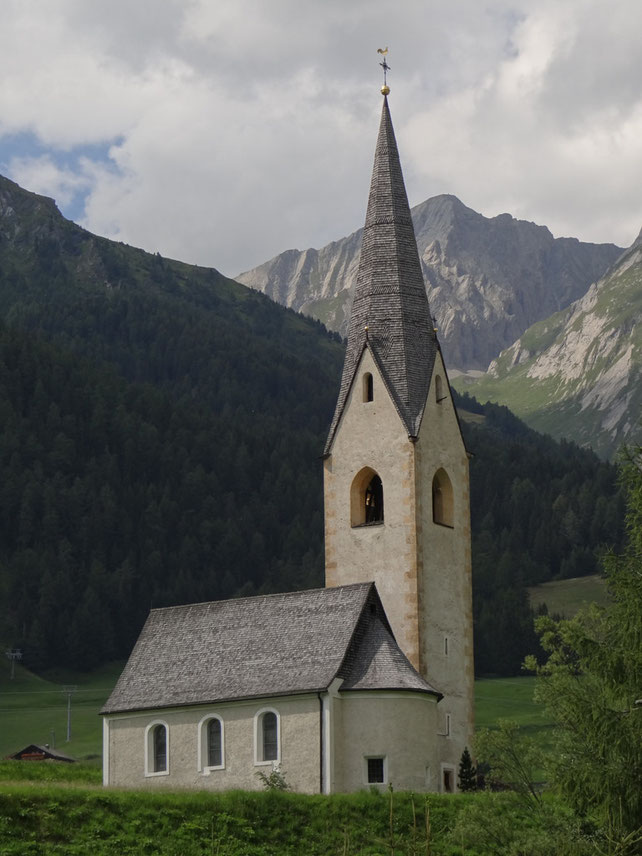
325 95 437 454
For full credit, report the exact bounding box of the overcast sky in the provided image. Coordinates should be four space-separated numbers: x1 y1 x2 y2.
1 0 641 276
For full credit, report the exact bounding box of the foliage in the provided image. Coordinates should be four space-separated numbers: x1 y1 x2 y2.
457 746 477 792
526 445 642 852
0 777 601 856
447 791 596 856
255 765 290 791
0 760 101 785
475 720 544 806
0 783 464 856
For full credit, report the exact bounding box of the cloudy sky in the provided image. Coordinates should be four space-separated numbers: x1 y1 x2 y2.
1 0 641 276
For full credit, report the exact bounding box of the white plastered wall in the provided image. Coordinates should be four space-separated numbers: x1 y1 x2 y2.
332 691 440 792
104 693 321 792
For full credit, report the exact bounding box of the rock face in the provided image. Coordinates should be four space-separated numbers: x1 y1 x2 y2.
236 194 622 371
456 230 642 458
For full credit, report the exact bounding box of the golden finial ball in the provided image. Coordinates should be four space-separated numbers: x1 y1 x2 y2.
381 84 390 95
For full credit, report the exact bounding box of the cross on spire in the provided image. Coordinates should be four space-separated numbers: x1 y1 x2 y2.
377 47 390 93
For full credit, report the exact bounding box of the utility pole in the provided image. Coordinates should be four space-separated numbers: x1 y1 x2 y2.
61 686 78 742
5 649 22 679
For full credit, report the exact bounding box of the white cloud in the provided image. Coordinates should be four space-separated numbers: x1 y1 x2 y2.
0 0 640 273
7 155 92 209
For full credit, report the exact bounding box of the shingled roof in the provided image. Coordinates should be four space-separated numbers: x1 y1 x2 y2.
325 95 438 454
101 582 440 715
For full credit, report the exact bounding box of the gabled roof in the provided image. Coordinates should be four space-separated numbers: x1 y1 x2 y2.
7 744 75 762
101 582 440 715
325 96 438 454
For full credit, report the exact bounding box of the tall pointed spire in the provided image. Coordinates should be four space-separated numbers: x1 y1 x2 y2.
325 95 437 453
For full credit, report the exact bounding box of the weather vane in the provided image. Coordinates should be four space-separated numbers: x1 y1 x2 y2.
377 47 390 94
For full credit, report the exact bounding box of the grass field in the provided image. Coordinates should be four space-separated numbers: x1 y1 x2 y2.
0 657 123 761
527 573 608 618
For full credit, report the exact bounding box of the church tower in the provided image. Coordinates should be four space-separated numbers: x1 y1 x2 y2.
323 89 474 784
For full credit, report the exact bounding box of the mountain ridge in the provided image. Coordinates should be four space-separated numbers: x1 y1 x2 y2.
236 193 623 371
454 235 642 458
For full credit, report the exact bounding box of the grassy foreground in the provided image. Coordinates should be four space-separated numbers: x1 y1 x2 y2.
0 761 583 856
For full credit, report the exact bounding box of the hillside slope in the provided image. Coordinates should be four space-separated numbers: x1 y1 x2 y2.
455 231 642 458
236 194 622 371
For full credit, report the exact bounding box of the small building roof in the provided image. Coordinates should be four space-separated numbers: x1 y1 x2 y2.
325 95 438 454
7 744 75 762
102 582 440 715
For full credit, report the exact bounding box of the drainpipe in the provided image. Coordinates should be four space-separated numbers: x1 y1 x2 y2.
318 693 324 794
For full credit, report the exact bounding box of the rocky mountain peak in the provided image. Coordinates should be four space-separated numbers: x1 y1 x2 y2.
236 194 622 372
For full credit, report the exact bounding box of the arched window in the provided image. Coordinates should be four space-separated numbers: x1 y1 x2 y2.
363 372 374 402
198 714 225 771
145 721 169 776
435 374 445 403
208 719 222 767
255 708 280 764
350 467 384 526
432 468 454 527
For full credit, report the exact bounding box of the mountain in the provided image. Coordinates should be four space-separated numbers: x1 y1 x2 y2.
236 194 623 371
454 232 642 458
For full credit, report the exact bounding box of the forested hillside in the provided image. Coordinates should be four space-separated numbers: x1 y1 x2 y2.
0 174 624 677
458 393 624 674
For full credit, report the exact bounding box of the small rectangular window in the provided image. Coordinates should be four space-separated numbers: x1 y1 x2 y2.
443 767 454 793
367 757 385 784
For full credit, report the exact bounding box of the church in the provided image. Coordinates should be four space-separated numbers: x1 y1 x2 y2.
101 83 474 794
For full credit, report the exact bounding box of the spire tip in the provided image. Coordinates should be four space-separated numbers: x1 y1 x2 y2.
377 47 390 95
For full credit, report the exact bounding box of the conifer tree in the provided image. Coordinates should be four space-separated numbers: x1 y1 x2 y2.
526 444 642 848
457 746 477 792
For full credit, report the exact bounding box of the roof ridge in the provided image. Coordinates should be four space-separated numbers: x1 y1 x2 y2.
148 581 373 614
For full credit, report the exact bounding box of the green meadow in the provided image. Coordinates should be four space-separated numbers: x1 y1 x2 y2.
527 573 608 618
0 658 121 761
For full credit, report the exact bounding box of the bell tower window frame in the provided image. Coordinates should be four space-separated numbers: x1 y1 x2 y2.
432 468 454 528
350 467 384 527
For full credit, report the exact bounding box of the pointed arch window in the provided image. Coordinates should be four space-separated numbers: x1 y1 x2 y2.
351 467 384 527
432 468 454 527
